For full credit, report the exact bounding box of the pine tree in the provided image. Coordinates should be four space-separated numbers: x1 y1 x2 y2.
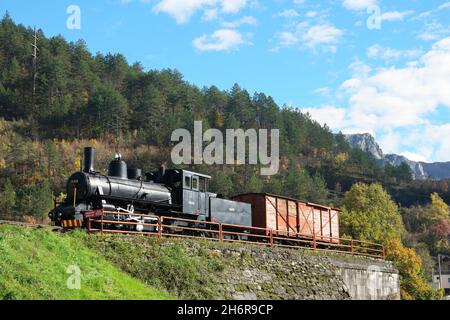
0 178 16 213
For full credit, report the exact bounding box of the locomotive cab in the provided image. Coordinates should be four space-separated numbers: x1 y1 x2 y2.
156 169 213 218
180 170 212 217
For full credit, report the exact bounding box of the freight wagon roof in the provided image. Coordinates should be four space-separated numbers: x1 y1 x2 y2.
232 193 341 211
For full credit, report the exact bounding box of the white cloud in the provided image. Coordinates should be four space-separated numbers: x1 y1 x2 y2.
275 32 298 47
274 22 343 52
419 2 450 18
380 10 414 21
302 37 450 162
278 9 300 18
404 124 450 162
152 0 247 24
305 11 318 18
202 8 218 21
222 16 257 28
221 0 247 13
400 152 427 162
366 44 422 60
302 23 343 48
302 106 348 129
418 22 450 41
342 0 377 11
438 2 450 10
314 87 331 96
192 29 250 51
345 39 450 129
378 131 401 154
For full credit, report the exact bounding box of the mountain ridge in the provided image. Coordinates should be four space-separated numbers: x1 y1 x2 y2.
343 133 450 181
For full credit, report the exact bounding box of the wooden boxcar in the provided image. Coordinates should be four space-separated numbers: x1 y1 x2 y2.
231 193 340 244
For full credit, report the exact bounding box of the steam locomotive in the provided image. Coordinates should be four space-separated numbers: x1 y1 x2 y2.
49 147 252 230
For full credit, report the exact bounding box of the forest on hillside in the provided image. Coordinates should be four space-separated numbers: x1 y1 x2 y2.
0 13 449 293
1 12 445 203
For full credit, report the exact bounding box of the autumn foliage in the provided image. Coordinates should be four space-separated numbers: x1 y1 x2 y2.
385 239 436 300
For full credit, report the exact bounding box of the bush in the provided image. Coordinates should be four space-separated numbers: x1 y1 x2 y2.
340 183 404 243
385 239 436 300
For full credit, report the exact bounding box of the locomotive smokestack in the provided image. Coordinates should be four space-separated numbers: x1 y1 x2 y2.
159 164 166 181
83 147 95 173
155 165 166 183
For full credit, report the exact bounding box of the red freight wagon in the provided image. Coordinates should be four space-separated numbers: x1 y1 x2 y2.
232 193 340 244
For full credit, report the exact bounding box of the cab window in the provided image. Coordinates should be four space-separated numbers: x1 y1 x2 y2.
199 177 207 192
184 176 191 189
192 176 199 191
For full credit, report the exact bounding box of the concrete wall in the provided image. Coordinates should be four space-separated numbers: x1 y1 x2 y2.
333 259 400 300
178 241 400 300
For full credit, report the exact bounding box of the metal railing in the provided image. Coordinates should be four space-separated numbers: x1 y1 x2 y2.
87 212 385 259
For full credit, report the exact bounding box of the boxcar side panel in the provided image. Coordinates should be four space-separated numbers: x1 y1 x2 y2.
298 202 314 238
265 196 277 231
321 209 331 242
313 207 322 239
232 194 341 244
330 209 340 244
276 197 288 233
288 200 297 234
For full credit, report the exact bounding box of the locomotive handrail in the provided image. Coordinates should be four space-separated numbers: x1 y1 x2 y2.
161 216 221 226
161 224 220 234
90 219 159 227
87 214 385 259
103 211 161 219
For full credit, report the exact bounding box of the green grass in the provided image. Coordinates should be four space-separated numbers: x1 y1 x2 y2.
82 234 228 300
0 224 172 300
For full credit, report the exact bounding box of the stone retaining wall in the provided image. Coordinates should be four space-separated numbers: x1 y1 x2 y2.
182 242 400 300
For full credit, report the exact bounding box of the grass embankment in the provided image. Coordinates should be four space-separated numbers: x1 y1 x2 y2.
0 224 172 300
81 234 227 300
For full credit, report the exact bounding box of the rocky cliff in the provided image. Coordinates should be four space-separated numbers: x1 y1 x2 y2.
344 133 384 160
344 133 450 180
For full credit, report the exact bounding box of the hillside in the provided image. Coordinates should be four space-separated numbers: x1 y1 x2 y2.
0 13 438 212
0 223 171 300
0 223 402 300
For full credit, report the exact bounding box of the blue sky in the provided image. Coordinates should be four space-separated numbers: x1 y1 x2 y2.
1 0 450 162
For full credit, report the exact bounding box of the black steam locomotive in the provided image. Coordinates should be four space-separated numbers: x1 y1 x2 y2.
49 147 251 231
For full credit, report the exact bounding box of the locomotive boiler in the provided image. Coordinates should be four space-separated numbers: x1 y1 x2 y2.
49 147 252 230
